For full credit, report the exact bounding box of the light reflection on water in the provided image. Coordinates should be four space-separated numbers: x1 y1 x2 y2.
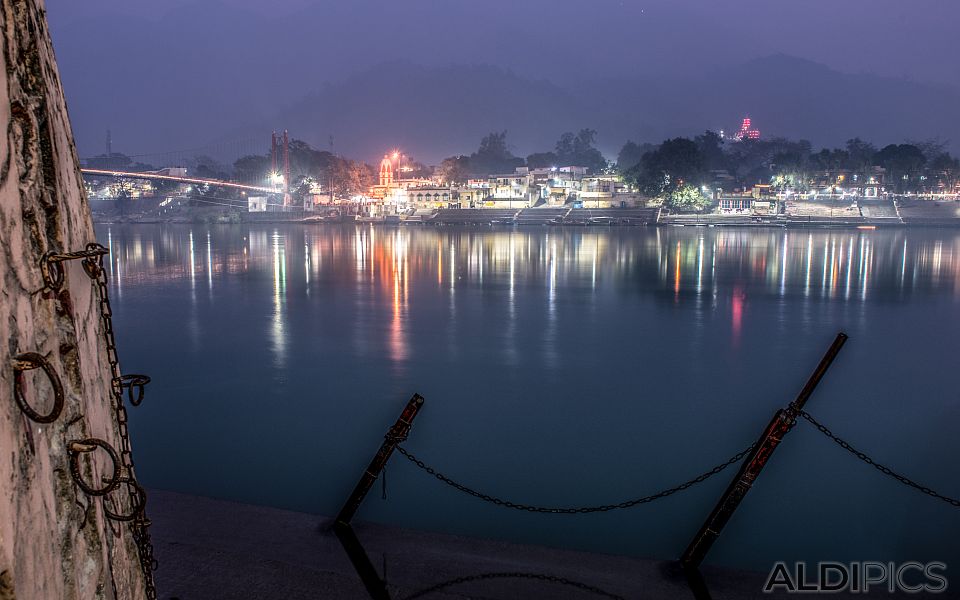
100 224 960 571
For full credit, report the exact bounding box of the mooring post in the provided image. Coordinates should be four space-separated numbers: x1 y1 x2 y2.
334 523 392 600
335 393 425 527
680 333 847 571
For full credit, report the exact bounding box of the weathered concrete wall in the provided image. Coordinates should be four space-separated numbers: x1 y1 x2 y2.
0 1 147 598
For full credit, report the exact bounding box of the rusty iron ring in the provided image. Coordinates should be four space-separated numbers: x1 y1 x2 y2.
103 475 147 522
39 252 65 291
41 244 110 290
116 374 151 406
68 438 122 496
12 352 65 423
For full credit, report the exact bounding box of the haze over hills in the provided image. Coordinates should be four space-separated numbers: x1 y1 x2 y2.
217 56 960 165
47 0 960 165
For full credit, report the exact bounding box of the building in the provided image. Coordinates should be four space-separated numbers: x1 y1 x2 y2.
247 196 267 212
490 172 534 203
379 155 394 187
453 187 487 208
408 186 455 209
718 195 752 213
732 117 761 141
153 167 188 178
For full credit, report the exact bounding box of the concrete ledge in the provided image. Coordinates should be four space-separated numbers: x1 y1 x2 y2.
149 489 909 599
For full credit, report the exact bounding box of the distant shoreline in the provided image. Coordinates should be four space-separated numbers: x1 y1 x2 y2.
92 216 960 229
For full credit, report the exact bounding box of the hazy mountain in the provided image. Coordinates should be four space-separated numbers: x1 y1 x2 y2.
260 55 960 164
568 54 960 157
48 0 960 165
264 63 586 164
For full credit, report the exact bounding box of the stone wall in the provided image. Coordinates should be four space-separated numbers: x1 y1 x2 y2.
0 1 148 598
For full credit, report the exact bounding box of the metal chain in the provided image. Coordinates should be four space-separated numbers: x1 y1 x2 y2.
40 245 109 291
83 243 159 598
799 410 960 508
394 442 755 514
399 571 628 600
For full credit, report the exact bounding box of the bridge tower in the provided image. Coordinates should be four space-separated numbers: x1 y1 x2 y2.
271 131 278 175
283 129 291 206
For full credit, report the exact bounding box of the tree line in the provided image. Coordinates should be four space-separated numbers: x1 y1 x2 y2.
619 133 960 210
438 129 607 184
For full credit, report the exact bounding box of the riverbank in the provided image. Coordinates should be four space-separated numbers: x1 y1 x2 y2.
147 489 914 599
91 201 960 228
93 215 960 228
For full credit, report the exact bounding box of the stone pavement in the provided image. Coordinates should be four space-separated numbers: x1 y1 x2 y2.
148 489 916 600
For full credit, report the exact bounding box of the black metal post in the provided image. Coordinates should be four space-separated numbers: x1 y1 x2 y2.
335 393 425 526
683 565 713 600
334 523 392 600
680 333 847 570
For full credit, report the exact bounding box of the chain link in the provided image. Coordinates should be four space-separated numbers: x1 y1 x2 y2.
799 411 960 508
394 443 754 514
83 243 159 598
40 245 109 291
400 571 627 600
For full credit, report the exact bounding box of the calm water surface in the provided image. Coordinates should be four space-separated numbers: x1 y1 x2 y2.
97 224 960 571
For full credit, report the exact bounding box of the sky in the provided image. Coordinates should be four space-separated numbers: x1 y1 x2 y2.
45 0 960 163
47 0 960 87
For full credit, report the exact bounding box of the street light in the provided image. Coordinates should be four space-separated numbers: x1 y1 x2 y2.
392 151 403 181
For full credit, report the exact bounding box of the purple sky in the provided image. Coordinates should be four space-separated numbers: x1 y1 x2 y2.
47 0 960 88
45 0 960 162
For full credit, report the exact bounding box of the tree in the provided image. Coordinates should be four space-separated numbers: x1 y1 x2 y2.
469 131 524 175
192 155 228 180
844 138 877 173
909 138 949 162
694 130 728 172
810 148 849 172
617 141 651 172
404 161 433 179
554 129 606 172
439 155 471 184
771 149 812 191
329 158 374 196
630 137 705 199
725 137 811 187
926 151 959 191
667 184 711 211
233 154 271 184
526 151 559 169
84 152 153 171
874 144 926 192
285 139 338 181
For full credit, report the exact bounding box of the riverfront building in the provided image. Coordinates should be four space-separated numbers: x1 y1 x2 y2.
365 159 646 214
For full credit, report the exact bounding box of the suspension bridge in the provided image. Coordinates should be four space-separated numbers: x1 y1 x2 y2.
80 168 277 194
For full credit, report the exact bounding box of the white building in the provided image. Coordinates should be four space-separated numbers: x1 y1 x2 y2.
247 196 267 212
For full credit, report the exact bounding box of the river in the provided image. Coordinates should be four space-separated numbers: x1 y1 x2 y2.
96 223 960 571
